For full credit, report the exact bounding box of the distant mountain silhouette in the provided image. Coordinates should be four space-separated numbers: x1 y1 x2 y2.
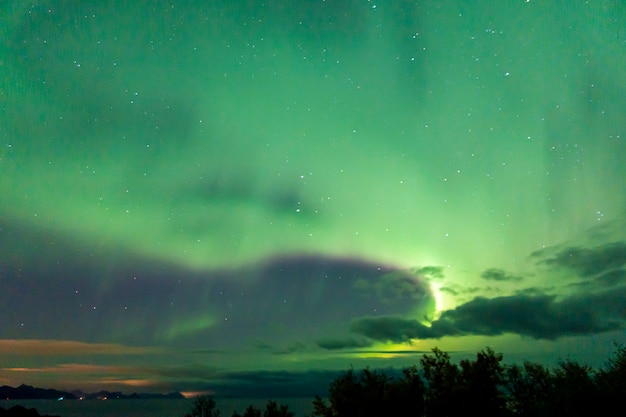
0 384 184 400
69 389 185 400
0 385 75 400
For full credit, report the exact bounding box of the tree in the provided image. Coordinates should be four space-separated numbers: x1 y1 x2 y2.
232 400 294 417
314 368 361 417
311 366 423 417
385 365 425 417
312 395 333 417
185 395 220 417
312 368 381 417
504 361 553 417
263 400 294 417
595 343 626 413
232 404 261 417
310 346 626 417
548 358 596 417
457 347 509 417
420 347 460 417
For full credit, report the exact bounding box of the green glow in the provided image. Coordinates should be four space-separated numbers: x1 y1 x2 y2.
2 1 624 280
163 316 218 341
1 0 625 394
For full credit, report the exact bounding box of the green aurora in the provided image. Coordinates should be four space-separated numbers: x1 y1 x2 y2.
1 0 625 396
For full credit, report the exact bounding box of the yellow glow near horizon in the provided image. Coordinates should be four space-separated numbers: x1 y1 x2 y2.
180 390 216 399
343 341 428 360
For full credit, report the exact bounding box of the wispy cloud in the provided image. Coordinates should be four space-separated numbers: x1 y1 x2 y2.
532 241 626 277
315 337 373 350
0 339 160 356
480 268 523 282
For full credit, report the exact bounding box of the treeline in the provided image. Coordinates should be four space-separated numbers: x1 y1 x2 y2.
184 395 295 417
312 345 625 417
186 344 626 417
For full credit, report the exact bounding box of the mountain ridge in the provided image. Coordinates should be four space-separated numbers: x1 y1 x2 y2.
0 384 184 400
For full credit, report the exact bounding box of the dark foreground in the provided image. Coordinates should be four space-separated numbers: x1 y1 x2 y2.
186 345 626 417
0 405 59 417
5 345 625 417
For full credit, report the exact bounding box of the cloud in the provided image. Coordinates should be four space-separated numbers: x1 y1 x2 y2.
209 369 345 398
593 269 626 287
315 337 373 350
433 293 622 339
0 252 434 349
481 268 523 282
514 286 556 296
439 286 458 295
350 316 434 342
568 269 626 291
271 342 310 355
412 266 445 280
354 270 433 306
351 286 626 341
533 241 626 277
13 364 123 373
1 361 224 393
0 339 159 356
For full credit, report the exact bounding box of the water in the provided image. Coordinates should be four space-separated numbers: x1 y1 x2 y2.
0 398 314 417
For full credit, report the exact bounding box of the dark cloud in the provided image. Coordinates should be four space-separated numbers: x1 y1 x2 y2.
145 364 222 381
481 268 523 282
434 292 624 339
533 241 626 277
209 369 344 398
0 236 434 349
568 269 626 292
439 286 458 296
114 368 346 398
315 337 373 350
269 342 310 355
350 316 433 342
353 270 433 308
514 286 555 296
595 269 626 287
413 266 445 280
465 286 494 294
442 285 495 297
351 287 626 342
255 341 274 351
210 365 432 398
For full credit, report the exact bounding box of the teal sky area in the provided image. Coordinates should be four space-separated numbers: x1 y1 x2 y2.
1 0 626 397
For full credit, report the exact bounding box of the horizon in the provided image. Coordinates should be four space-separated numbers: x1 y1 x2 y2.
2 341 624 399
1 0 625 399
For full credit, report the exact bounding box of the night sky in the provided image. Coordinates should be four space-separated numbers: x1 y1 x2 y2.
1 0 626 397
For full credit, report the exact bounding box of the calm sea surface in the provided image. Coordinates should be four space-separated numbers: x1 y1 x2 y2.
1 398 314 417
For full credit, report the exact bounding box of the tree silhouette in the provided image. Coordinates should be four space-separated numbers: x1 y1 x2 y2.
263 400 294 417
596 343 626 414
505 361 553 417
183 345 626 417
549 359 596 417
232 400 294 417
231 404 261 417
312 368 374 417
420 347 460 417
185 395 220 417
385 365 425 417
457 347 509 417
312 366 423 417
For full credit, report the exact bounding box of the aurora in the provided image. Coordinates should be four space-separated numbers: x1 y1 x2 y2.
1 0 625 395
